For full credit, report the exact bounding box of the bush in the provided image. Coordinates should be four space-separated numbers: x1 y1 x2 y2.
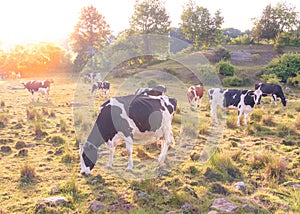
216 60 236 76
287 73 300 88
20 164 36 184
222 76 243 86
213 46 231 62
263 53 300 82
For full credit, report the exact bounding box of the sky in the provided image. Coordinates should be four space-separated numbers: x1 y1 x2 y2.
0 0 299 50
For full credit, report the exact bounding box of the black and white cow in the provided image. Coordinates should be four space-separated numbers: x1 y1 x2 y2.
22 80 51 101
79 94 177 174
91 81 110 97
134 85 167 96
84 73 101 83
255 83 287 106
208 88 263 126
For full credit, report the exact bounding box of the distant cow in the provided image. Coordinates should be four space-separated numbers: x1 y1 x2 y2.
91 81 110 97
79 94 177 174
135 85 167 96
255 83 287 106
22 80 51 101
187 85 204 110
208 88 263 126
84 73 101 83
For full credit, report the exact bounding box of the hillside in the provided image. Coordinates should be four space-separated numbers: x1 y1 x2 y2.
0 45 300 213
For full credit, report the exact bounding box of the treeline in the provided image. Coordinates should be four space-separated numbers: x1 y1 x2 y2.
0 0 299 77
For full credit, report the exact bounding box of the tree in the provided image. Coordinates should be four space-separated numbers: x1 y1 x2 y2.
252 2 299 41
129 0 170 35
180 0 224 49
70 5 111 72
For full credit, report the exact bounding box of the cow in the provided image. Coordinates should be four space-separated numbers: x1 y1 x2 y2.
255 83 287 106
134 85 167 96
79 94 177 175
187 85 204 110
84 73 101 83
208 88 263 126
22 80 51 101
91 81 110 97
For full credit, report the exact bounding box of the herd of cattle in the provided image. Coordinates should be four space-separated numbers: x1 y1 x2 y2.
16 77 288 174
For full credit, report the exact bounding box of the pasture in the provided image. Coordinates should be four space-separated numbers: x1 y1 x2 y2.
0 70 300 213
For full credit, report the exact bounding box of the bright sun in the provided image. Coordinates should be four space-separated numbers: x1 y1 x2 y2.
0 0 84 49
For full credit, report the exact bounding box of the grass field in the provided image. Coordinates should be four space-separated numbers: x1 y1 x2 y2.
1 48 300 213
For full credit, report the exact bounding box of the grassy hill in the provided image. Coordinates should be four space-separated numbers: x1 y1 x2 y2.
0 45 300 213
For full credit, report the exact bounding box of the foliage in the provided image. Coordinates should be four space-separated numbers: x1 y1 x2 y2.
263 53 300 82
252 2 299 41
230 34 254 45
70 5 111 72
20 164 37 184
216 60 235 76
180 0 224 49
287 73 300 88
261 73 281 84
222 76 243 87
129 0 170 35
213 45 231 62
1 43 72 77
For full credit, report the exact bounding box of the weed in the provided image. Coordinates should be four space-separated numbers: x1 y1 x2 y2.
20 164 36 184
0 113 8 128
262 115 276 126
294 115 300 130
34 121 44 137
48 135 66 146
41 107 48 116
209 151 241 181
26 108 41 121
277 124 294 137
60 177 78 196
265 157 288 183
61 153 76 164
250 151 272 169
60 118 67 132
226 113 238 129
251 109 264 123
198 123 209 135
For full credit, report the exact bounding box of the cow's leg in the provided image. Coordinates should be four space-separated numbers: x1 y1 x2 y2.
199 97 203 108
211 104 219 124
244 111 250 125
158 127 172 163
272 94 277 106
237 109 242 126
31 91 35 101
194 97 198 110
124 137 133 172
107 141 116 169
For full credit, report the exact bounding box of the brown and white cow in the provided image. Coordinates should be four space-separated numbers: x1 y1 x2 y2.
187 85 204 110
79 94 177 174
22 80 51 101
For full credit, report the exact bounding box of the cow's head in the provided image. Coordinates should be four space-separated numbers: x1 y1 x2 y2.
79 142 97 175
250 89 263 105
282 97 288 106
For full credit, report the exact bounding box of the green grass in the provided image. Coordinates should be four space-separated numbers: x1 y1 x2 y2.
0 47 300 213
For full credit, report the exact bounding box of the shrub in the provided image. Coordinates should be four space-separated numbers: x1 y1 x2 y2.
251 109 264 123
263 53 300 82
287 73 300 88
222 76 243 86
20 164 36 184
265 157 288 183
216 60 236 76
213 46 231 62
60 118 67 132
250 151 272 169
48 135 66 146
197 64 220 86
261 73 281 84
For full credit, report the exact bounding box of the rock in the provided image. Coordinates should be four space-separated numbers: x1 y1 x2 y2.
16 149 28 157
15 141 26 149
166 211 176 214
1 146 12 153
209 183 229 195
38 196 68 206
135 190 153 201
233 181 246 192
89 200 106 212
208 211 219 214
210 198 238 213
242 204 254 212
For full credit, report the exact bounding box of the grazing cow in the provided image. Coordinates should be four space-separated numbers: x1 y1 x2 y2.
84 73 101 83
22 80 51 101
255 83 287 106
79 94 177 174
187 85 204 109
91 81 110 97
208 88 263 126
134 85 167 96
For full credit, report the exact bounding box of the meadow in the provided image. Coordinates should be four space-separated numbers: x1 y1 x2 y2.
1 50 300 213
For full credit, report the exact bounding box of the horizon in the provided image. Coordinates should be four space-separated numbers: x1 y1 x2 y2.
0 0 299 50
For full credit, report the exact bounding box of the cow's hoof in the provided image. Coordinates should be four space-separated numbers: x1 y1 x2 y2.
125 168 133 172
106 165 112 170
